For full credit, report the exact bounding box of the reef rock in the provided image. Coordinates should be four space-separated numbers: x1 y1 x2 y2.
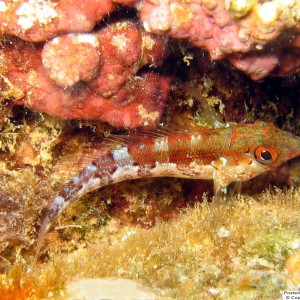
140 0 300 80
1 0 300 128
1 21 170 128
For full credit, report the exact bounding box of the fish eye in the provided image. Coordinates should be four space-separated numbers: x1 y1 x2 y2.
254 147 278 165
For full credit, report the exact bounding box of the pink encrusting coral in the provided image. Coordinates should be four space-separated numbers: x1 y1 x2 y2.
0 0 115 41
139 0 300 80
0 0 139 42
1 22 171 128
1 0 300 82
42 33 102 89
1 0 300 129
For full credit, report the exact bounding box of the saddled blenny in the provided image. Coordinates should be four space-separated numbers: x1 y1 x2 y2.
34 121 300 262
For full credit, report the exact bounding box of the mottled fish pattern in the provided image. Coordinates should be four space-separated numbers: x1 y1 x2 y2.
34 121 300 261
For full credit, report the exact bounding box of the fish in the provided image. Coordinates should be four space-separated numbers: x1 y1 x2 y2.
34 121 300 262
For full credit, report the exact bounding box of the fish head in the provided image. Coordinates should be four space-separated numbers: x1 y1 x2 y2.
247 121 300 168
225 121 300 181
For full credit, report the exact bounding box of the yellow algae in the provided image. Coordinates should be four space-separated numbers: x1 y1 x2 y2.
138 104 159 126
0 189 300 299
170 3 193 25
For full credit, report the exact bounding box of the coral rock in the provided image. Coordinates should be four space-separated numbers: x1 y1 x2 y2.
1 22 171 129
90 22 169 100
42 33 101 88
0 0 116 41
140 0 300 79
228 51 279 81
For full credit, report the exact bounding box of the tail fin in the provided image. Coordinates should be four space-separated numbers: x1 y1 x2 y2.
33 195 70 264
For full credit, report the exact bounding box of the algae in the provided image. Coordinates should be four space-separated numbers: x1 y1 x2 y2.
0 190 299 299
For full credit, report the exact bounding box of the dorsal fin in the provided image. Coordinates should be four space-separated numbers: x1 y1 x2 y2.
49 132 108 181
102 126 185 147
111 125 208 144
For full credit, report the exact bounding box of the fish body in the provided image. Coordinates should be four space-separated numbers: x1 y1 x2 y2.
35 121 300 260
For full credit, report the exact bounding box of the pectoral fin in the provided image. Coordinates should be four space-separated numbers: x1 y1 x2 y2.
212 170 233 204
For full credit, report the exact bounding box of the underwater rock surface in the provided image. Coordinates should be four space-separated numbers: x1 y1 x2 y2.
0 21 170 128
0 1 300 127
